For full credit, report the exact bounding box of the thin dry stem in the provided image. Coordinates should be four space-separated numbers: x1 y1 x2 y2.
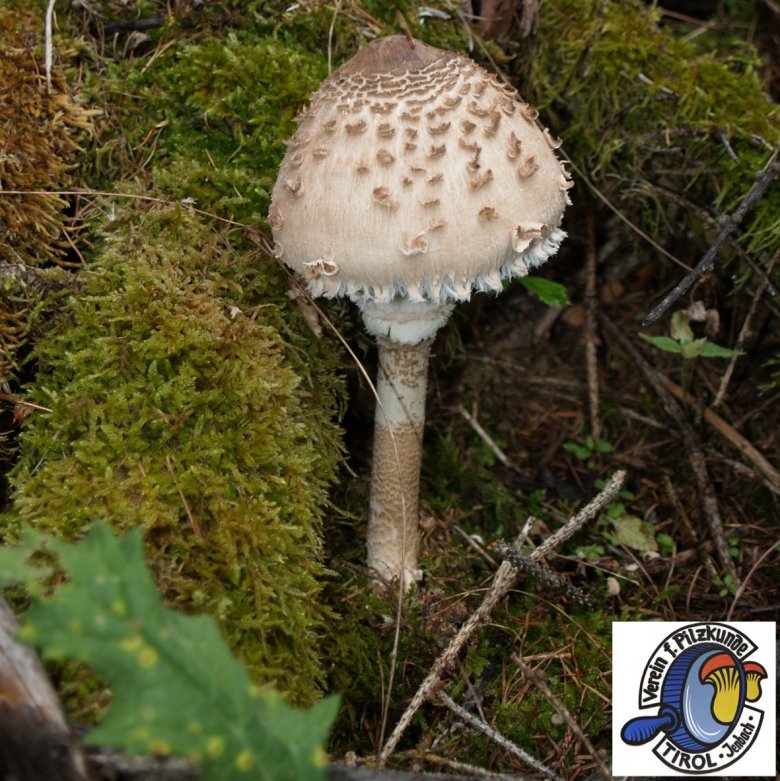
644 146 780 325
713 254 777 408
601 314 740 584
662 376 780 495
457 404 514 469
585 207 601 439
439 691 564 781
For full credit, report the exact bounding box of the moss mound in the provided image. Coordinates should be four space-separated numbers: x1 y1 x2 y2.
1 202 344 706
523 0 779 258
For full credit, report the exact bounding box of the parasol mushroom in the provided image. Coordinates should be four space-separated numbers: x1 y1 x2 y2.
269 34 571 590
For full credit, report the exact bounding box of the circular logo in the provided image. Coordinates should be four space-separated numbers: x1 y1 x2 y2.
619 623 767 774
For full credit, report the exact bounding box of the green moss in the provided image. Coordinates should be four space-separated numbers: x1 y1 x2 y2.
523 0 779 260
78 30 328 225
1 202 344 706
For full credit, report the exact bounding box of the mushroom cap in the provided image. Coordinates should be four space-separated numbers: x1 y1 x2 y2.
270 35 571 306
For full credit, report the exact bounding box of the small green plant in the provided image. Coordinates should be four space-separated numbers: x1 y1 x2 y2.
640 310 744 360
713 573 739 598
0 523 337 781
591 479 676 556
564 434 614 469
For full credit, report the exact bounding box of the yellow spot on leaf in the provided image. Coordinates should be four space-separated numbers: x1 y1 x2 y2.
18 625 36 641
149 739 171 756
313 747 329 769
138 646 159 667
206 737 225 758
120 635 142 652
235 751 254 771
110 600 127 617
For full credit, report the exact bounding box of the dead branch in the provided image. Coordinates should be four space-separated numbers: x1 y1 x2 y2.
600 314 740 584
0 599 94 781
713 254 778 407
585 206 601 439
643 146 780 325
661 377 780 495
438 691 563 781
378 471 626 766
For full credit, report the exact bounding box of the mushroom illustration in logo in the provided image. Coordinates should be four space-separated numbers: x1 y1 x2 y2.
699 652 743 723
621 643 768 751
699 654 767 724
743 661 768 703
270 34 570 590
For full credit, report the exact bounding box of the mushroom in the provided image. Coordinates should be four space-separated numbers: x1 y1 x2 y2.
699 652 741 724
743 661 767 702
270 35 570 590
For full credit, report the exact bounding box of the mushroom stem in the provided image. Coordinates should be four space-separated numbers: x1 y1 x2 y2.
367 337 431 590
362 299 453 590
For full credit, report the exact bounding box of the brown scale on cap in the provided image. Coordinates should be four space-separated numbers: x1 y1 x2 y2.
427 121 451 135
345 119 367 134
376 149 396 166
468 169 493 190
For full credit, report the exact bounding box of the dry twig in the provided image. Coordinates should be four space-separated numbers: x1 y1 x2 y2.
600 314 740 584
713 254 777 407
457 404 515 469
378 471 627 765
643 146 780 325
661 377 780 495
438 691 563 781
585 206 601 439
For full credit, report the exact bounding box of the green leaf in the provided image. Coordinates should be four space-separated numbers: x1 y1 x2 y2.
611 515 659 553
697 341 745 358
638 333 683 354
563 442 591 460
21 523 335 781
656 533 676 557
518 277 571 306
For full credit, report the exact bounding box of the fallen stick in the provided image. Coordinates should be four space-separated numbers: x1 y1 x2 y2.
378 471 627 766
643 146 780 325
600 314 740 584
512 656 611 781
662 376 780 495
438 691 564 781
